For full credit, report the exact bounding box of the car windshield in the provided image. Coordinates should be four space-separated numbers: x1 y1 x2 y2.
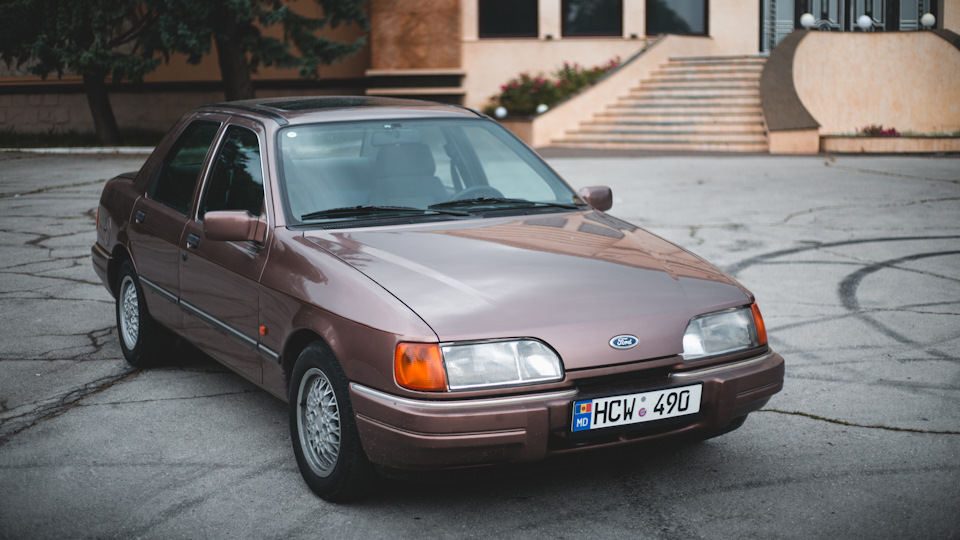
278 118 585 226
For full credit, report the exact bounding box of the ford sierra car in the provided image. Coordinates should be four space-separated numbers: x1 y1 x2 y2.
92 96 784 501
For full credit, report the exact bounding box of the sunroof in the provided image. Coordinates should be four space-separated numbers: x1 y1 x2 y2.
261 96 435 111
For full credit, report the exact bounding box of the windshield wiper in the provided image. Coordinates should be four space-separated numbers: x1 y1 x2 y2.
429 197 582 211
301 205 469 221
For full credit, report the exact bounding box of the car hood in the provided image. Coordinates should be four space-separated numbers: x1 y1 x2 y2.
303 211 751 370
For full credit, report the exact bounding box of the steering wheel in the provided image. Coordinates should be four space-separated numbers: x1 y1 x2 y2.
449 185 504 202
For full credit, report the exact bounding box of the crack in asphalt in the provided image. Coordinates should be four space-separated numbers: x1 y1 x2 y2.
0 269 101 287
0 324 115 362
824 161 960 185
0 369 138 446
79 388 262 407
778 197 960 225
759 409 960 435
0 178 108 199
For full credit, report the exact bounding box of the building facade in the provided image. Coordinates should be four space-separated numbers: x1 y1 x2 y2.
0 0 956 137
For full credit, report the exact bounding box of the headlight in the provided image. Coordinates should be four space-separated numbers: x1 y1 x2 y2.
395 339 564 392
682 303 767 361
442 339 563 390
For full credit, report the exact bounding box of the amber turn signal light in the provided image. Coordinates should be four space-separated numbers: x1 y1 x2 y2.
751 302 768 347
395 343 447 392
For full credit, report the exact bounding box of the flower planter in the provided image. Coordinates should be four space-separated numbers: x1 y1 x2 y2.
821 136 960 153
497 118 536 146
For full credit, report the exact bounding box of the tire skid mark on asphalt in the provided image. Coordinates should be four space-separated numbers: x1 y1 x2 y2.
723 235 960 277
823 162 960 185
728 236 960 434
116 456 291 539
777 197 960 226
758 409 960 435
0 369 138 446
769 305 960 332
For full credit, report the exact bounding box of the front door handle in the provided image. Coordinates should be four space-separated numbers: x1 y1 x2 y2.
134 210 146 224
185 234 200 250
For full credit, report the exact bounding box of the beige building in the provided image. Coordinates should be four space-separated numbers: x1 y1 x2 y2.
2 0 959 152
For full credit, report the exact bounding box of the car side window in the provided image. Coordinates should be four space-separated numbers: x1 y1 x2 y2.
199 126 264 219
148 121 221 214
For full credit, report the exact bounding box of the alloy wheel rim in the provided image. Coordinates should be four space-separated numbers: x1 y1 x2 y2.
119 276 140 350
297 367 341 477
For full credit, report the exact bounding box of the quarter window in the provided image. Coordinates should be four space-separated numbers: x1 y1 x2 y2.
149 121 220 214
200 126 264 219
479 0 538 38
562 0 623 37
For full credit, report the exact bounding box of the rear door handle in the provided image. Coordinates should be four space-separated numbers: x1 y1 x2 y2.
185 234 200 250
134 210 146 224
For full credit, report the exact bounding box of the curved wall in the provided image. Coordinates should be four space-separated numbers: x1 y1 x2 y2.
793 31 960 134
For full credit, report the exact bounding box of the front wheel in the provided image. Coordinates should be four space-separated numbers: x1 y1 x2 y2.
289 342 375 501
115 260 168 367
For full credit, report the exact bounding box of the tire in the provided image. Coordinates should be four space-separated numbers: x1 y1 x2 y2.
115 260 167 368
289 342 375 502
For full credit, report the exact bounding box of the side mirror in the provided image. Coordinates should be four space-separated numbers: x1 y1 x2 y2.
578 186 613 211
203 211 267 244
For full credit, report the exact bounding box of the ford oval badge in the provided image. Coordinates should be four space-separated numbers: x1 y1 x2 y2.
609 335 639 350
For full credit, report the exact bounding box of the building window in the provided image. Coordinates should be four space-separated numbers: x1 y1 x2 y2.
562 0 623 36
646 0 708 35
479 0 538 38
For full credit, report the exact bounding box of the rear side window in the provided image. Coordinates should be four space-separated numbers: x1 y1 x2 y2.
199 126 264 219
148 121 220 214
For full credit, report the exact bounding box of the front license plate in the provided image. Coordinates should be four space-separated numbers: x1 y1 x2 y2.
571 383 703 432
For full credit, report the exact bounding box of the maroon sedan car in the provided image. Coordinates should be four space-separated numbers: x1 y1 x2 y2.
92 96 783 501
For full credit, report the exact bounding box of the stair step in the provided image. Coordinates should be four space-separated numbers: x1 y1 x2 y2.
579 123 766 134
630 87 760 96
595 110 763 119
669 55 768 62
648 75 761 83
658 67 764 76
638 82 760 91
621 99 761 107
552 140 770 152
664 58 767 67
566 131 768 142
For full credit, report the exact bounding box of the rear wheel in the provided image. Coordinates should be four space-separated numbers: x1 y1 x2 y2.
289 342 375 501
115 260 168 367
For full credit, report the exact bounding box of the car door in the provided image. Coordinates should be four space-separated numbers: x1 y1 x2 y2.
179 122 270 383
128 119 222 330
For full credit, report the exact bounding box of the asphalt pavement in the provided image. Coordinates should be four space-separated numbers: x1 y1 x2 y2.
0 150 958 539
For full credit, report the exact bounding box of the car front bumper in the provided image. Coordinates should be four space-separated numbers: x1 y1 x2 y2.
350 351 785 470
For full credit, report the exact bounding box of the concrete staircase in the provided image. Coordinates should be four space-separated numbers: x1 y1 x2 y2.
553 56 768 152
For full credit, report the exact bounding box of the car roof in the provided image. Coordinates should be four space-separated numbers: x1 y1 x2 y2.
197 96 485 126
